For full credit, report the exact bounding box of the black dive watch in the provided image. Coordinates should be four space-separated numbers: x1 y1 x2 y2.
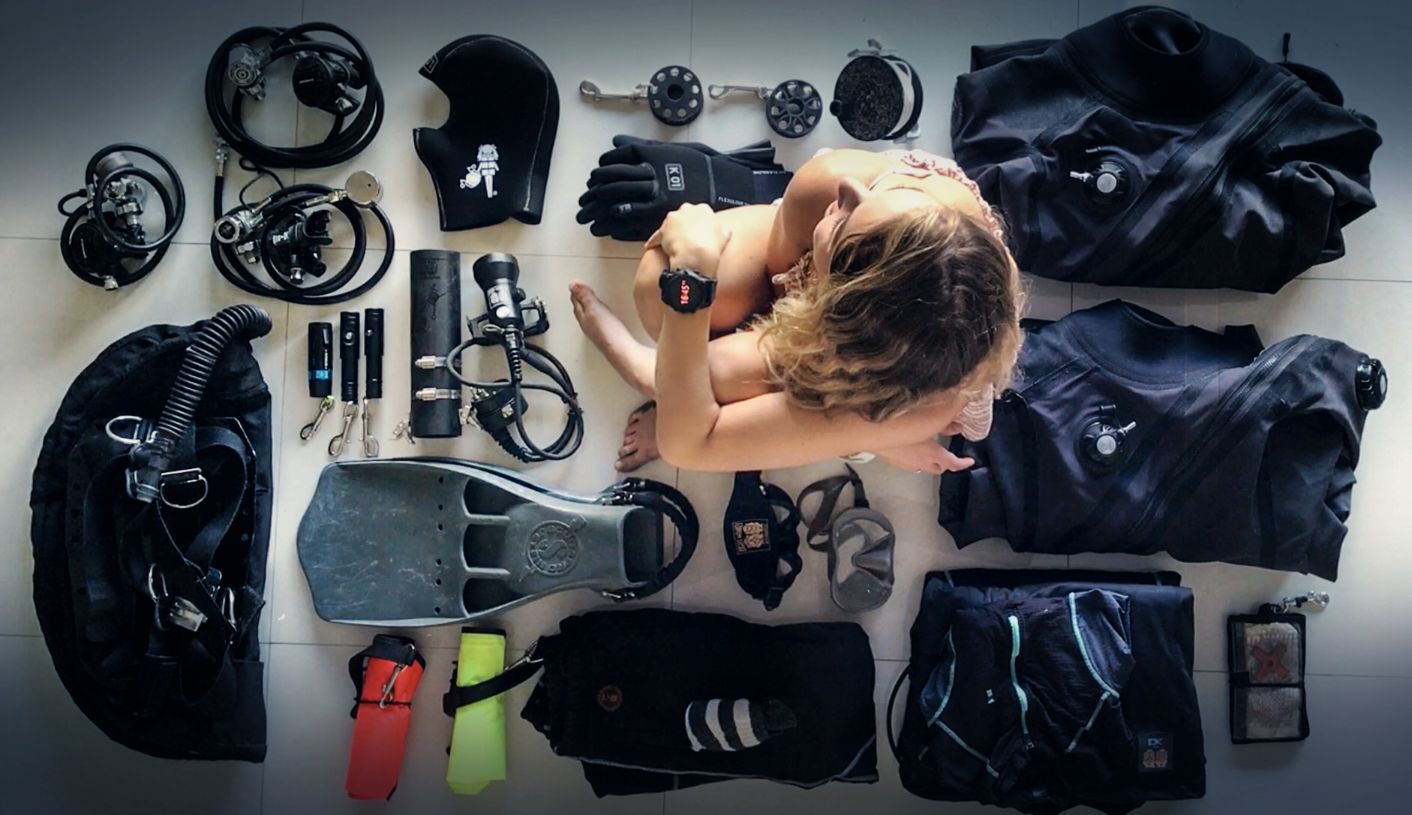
659 267 718 314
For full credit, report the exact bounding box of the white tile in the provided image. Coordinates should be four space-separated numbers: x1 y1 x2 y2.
294 0 695 258
1023 273 1073 321
268 251 675 649
1072 282 1189 323
1172 671 1412 811
0 240 289 637
10 0 1412 811
0 0 304 244
1076 0 1411 284
0 635 265 812
263 642 666 815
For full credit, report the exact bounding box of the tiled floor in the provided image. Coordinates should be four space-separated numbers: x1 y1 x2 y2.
3 0 1411 812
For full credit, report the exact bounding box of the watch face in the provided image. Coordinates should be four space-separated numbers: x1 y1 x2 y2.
662 269 711 312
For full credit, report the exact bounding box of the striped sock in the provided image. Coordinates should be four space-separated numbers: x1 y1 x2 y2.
684 698 797 752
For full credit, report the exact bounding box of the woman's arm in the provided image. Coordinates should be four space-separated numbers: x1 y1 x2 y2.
656 388 971 472
764 149 893 272
650 201 974 473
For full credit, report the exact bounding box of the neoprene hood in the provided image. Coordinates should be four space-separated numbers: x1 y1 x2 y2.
414 35 559 230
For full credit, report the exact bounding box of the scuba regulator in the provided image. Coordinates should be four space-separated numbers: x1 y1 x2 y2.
210 158 394 305
407 250 583 463
205 23 384 169
57 144 186 290
207 23 392 305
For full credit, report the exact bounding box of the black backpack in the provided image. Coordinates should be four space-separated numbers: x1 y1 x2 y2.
30 312 273 761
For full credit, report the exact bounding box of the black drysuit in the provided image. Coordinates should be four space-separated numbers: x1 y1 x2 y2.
939 301 1377 579
952 5 1380 291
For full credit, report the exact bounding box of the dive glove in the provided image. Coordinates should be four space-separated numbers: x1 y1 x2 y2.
576 135 793 241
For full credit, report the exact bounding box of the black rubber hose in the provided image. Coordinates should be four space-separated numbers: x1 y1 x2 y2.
204 23 383 169
128 305 273 503
58 144 185 288
445 338 583 462
211 181 393 305
82 144 187 250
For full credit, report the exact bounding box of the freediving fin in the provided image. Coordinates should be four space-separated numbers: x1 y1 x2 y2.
296 458 697 626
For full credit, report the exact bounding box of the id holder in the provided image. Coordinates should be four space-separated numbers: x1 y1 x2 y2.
1227 595 1321 743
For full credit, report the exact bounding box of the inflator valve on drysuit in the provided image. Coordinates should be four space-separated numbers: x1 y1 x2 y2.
1079 405 1136 469
1070 158 1132 204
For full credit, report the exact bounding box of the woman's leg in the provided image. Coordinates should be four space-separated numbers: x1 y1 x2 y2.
633 205 777 341
571 282 773 470
571 282 772 403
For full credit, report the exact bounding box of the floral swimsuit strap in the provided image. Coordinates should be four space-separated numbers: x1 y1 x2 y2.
874 150 1007 243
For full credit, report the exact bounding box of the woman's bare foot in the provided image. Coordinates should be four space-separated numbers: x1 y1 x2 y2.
569 280 657 398
617 401 660 472
877 437 975 475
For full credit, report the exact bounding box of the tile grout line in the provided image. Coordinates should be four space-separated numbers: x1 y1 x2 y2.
259 7 308 814
5 234 1410 285
12 632 1412 680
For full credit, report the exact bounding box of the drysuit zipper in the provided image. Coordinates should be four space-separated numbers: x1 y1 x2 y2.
1122 336 1315 547
1083 73 1303 283
1131 78 1305 285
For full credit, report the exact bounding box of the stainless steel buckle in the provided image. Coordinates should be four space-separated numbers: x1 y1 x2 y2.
159 468 208 509
167 597 208 632
147 565 208 633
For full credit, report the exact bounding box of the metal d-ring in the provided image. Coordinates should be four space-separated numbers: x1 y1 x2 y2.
159 469 209 510
105 415 147 446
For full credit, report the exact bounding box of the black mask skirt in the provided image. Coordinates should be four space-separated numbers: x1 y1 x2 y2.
723 471 802 611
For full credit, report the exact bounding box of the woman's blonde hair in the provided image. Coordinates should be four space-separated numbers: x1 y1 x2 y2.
758 205 1024 422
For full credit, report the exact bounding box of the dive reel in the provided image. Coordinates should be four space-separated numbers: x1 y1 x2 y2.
211 152 394 305
407 250 583 463
206 23 384 169
57 144 186 290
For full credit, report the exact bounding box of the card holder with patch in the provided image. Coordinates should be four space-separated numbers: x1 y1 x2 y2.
1227 609 1308 743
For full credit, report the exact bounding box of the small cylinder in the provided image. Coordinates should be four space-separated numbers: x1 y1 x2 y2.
338 311 360 403
363 308 384 400
307 322 333 398
410 249 462 438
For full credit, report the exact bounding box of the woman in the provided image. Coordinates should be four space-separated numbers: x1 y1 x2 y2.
570 148 1024 474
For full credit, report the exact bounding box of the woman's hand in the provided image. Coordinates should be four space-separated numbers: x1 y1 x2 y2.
646 203 732 276
876 437 976 475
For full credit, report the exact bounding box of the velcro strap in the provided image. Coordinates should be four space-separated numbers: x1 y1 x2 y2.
441 656 543 716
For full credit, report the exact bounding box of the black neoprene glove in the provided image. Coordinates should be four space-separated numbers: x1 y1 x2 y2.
576 135 794 241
